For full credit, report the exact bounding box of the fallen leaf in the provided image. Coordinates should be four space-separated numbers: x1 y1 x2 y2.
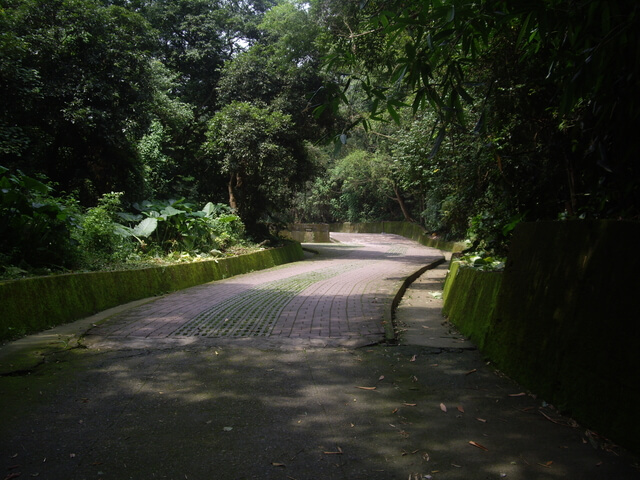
508 392 526 397
323 446 343 455
223 427 233 431
355 386 376 390
468 441 489 451
391 408 398 414
401 449 420 456
4 473 22 480
457 405 465 413
378 375 385 381
476 418 487 423
403 403 417 407
537 461 553 468
271 462 286 467
465 369 477 376
412 376 418 382
440 403 447 413
451 463 462 468
410 355 417 362
430 363 438 367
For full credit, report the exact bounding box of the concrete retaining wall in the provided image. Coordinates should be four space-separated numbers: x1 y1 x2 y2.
330 221 467 252
284 223 331 243
0 242 304 342
442 220 640 453
442 261 503 351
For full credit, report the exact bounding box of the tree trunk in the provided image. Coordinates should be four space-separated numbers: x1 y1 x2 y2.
228 172 242 211
393 183 415 223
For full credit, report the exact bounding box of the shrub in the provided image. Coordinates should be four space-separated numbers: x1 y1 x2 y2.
76 192 134 268
118 199 246 254
0 165 80 271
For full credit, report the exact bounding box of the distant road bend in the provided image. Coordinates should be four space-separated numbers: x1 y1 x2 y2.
86 232 444 348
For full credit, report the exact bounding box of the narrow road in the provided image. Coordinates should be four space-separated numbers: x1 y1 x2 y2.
1 233 637 480
86 232 443 348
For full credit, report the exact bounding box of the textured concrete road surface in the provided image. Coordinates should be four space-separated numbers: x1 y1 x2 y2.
1 233 638 480
85 232 443 348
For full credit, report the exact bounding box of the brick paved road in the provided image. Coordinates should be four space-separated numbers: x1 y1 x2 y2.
87 233 443 347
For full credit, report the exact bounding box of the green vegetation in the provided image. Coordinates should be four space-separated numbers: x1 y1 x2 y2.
0 166 251 279
1 0 638 273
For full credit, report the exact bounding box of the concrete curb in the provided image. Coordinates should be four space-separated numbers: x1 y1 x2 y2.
384 257 446 343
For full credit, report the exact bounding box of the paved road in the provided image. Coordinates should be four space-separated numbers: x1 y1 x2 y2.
86 232 443 349
1 233 638 480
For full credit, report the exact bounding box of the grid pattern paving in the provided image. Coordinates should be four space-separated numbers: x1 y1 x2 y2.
88 233 443 343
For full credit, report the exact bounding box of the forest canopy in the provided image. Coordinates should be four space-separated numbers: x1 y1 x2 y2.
1 0 638 271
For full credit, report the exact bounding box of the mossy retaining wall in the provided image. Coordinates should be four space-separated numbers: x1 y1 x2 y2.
0 242 304 342
284 223 331 243
330 221 467 252
442 262 503 351
442 220 640 453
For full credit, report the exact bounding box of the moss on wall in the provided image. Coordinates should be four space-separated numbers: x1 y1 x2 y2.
442 262 502 350
330 221 467 252
485 220 640 453
0 242 304 342
442 220 640 453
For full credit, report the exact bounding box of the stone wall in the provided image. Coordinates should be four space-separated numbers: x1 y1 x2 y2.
284 223 331 243
0 242 304 342
442 220 640 453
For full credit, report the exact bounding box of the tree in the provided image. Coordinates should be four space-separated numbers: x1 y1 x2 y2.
0 0 186 203
315 0 640 244
217 0 340 142
203 101 311 236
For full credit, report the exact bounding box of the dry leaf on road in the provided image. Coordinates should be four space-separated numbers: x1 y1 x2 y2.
469 441 489 451
323 446 343 455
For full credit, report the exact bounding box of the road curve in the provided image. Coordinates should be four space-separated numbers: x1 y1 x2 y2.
86 233 443 348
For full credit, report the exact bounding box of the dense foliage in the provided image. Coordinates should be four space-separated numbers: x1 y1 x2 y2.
309 0 640 252
1 0 638 273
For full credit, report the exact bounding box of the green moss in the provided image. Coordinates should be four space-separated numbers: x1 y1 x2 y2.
442 262 502 350
0 242 304 342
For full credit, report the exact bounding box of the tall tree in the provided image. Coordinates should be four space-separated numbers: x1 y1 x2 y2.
203 101 310 236
314 0 640 242
0 0 184 202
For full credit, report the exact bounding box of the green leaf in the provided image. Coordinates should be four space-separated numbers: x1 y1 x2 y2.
21 175 50 194
387 103 401 124
117 212 142 222
113 223 133 237
446 5 455 23
133 217 158 237
161 206 184 217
